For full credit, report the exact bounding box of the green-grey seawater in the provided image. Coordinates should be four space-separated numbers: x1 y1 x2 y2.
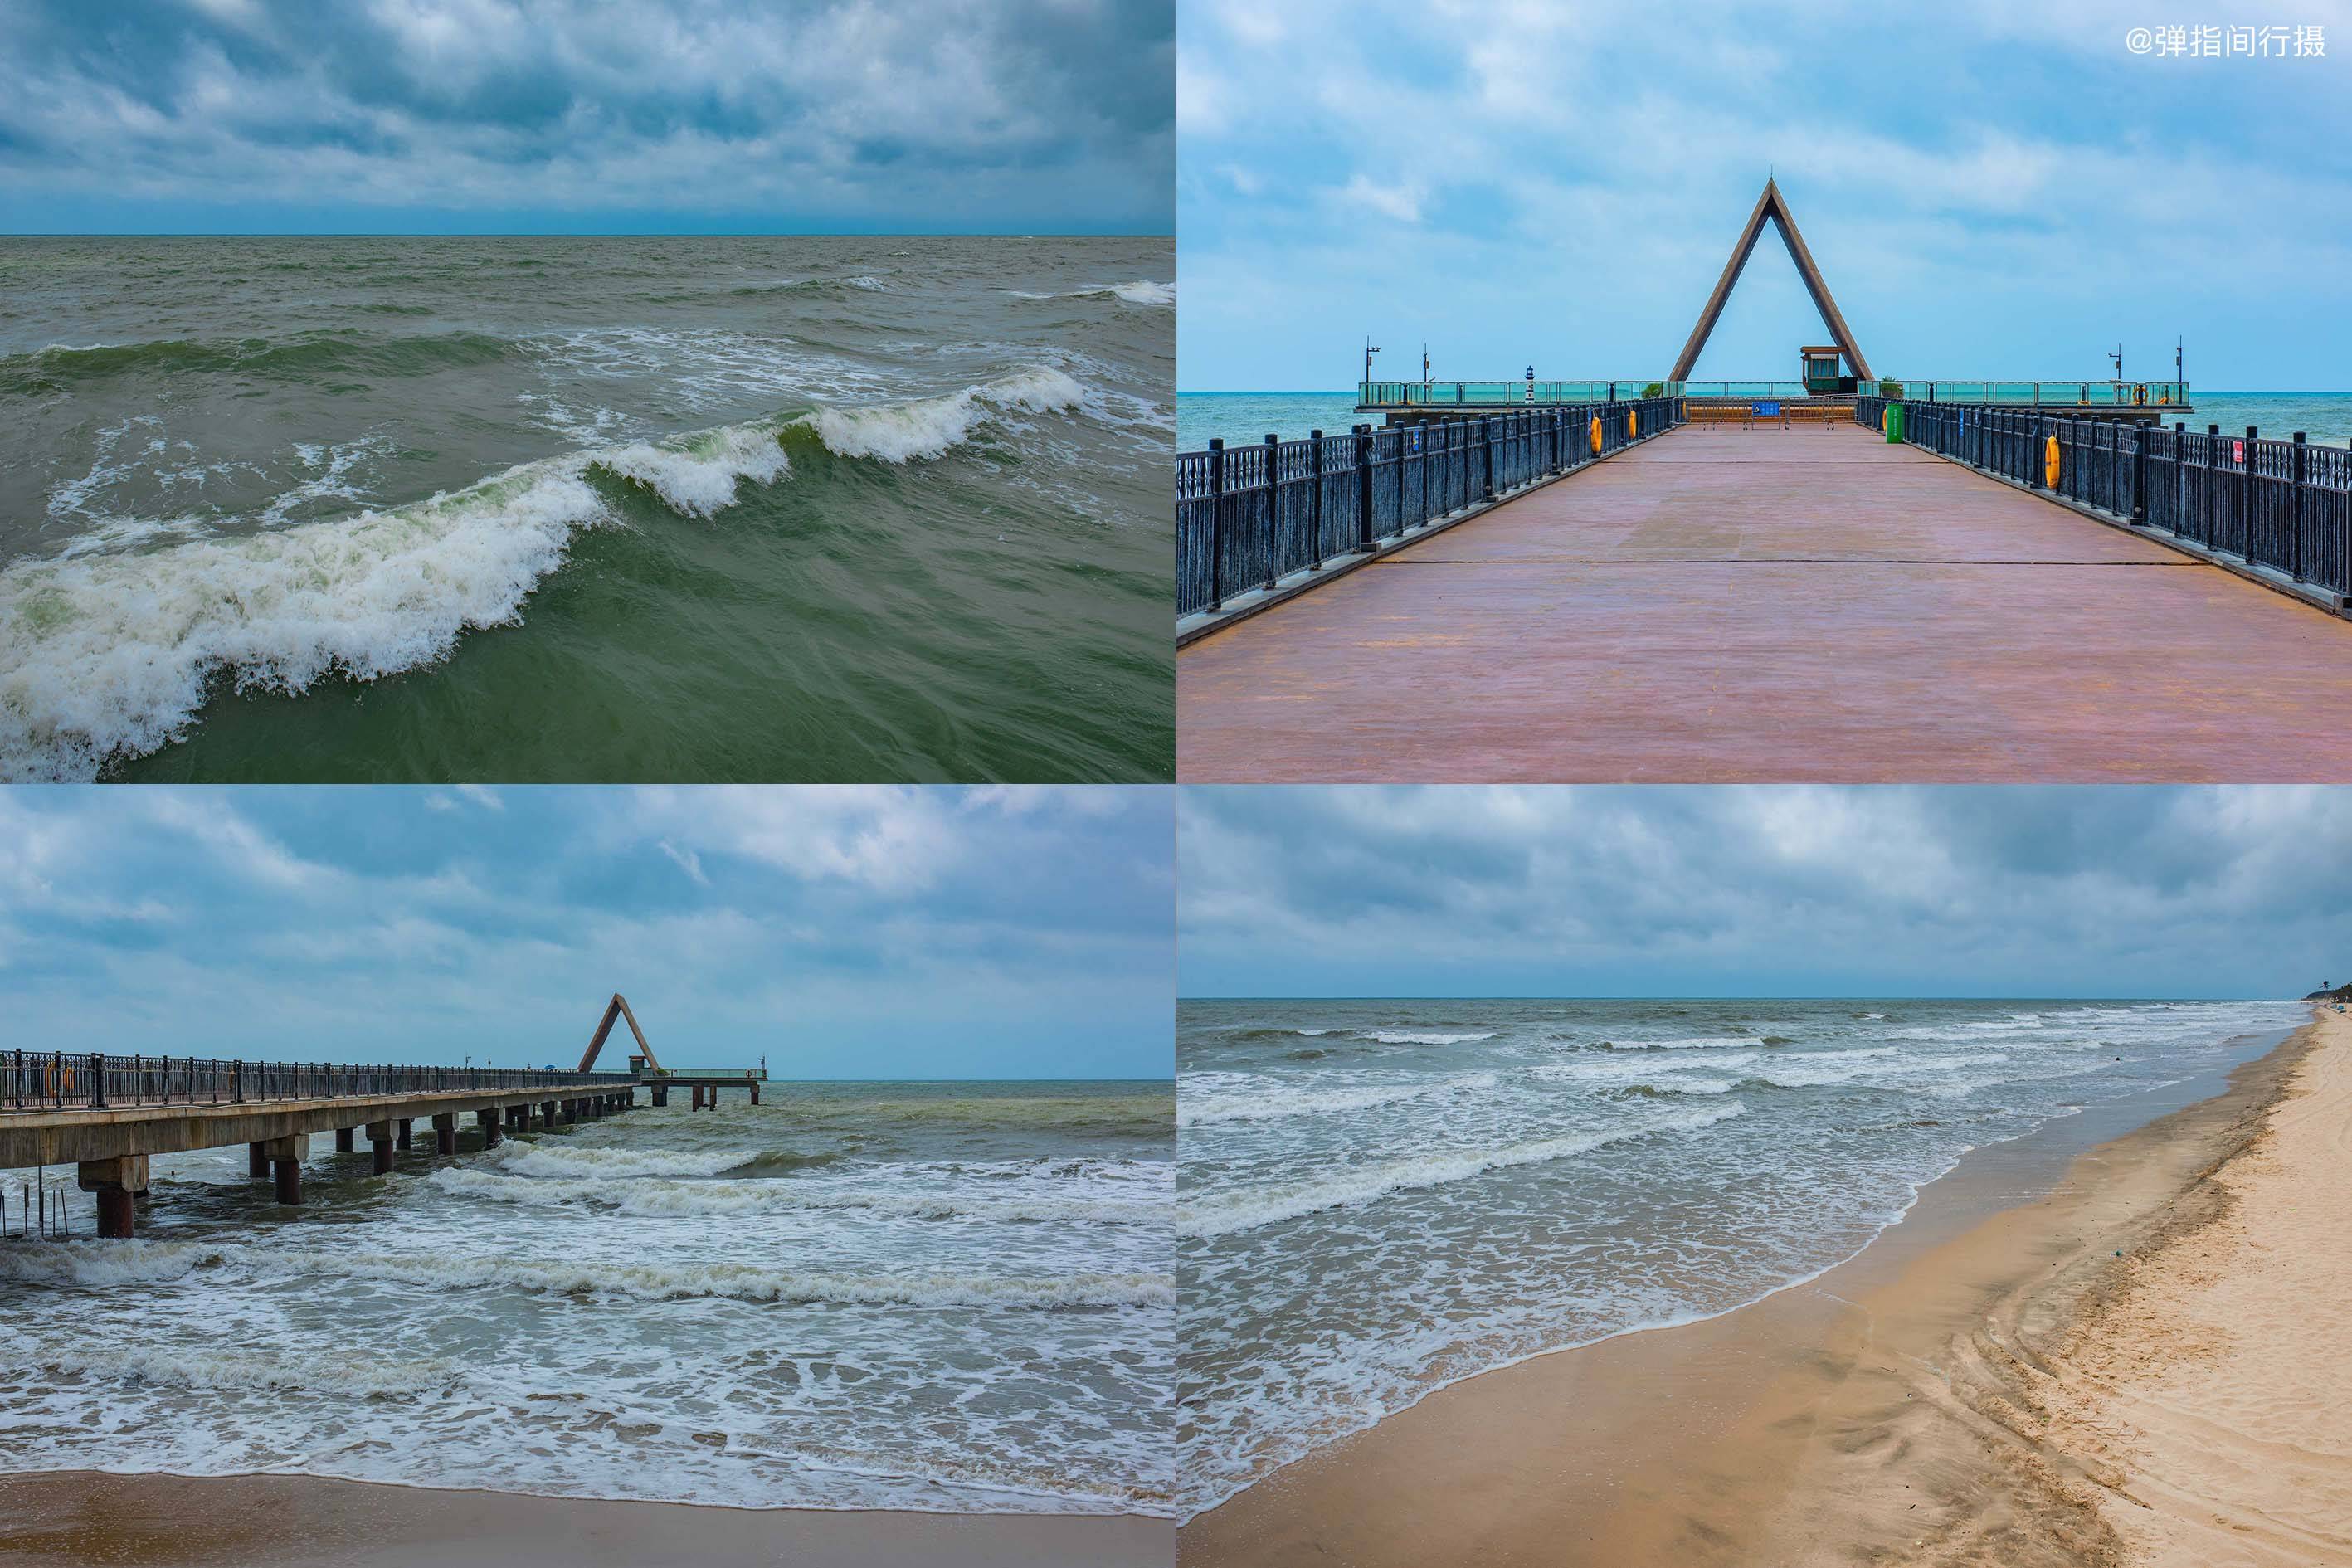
0 236 1173 782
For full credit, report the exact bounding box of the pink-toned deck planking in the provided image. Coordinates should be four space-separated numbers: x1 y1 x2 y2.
1176 422 2352 782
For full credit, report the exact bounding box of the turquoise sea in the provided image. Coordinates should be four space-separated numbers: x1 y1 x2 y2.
1177 390 2352 451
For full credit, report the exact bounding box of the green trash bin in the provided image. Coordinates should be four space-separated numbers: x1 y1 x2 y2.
1884 403 1903 443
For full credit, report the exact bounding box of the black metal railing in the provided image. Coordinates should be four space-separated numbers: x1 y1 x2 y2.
1856 397 2352 599
1178 398 1683 618
1 1054 634 1113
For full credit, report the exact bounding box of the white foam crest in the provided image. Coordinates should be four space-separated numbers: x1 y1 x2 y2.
587 419 791 517
797 368 1084 463
487 1142 760 1179
1605 1035 1766 1051
1178 1072 1496 1127
1360 1030 1497 1046
427 1166 1165 1225
1533 1050 1760 1083
0 1239 1167 1309
0 455 607 781
1006 280 1174 306
1177 1102 1745 1239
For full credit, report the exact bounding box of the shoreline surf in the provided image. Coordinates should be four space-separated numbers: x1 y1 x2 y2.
1176 1004 2306 1554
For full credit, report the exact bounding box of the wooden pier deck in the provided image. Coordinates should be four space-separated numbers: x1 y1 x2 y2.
1176 422 2352 782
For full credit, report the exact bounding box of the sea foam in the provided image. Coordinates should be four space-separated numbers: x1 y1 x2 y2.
0 1239 1169 1310
1176 1101 1745 1239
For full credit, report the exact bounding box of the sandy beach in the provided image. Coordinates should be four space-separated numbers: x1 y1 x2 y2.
1180 1009 2340 1567
0 1472 1172 1568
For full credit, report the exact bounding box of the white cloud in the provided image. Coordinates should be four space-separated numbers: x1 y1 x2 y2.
658 840 710 887
1336 173 1423 224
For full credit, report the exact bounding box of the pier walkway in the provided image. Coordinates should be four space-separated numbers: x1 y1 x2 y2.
1176 422 2352 782
0 996 771 1239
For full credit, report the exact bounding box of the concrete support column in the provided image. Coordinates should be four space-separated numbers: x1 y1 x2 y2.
78 1154 149 1240
248 1141 269 1179
264 1135 308 1205
540 1100 557 1130
432 1113 456 1156
480 1109 502 1148
395 1118 413 1152
368 1120 395 1176
748 1083 759 1106
650 1083 668 1107
336 1127 355 1152
691 1084 704 1111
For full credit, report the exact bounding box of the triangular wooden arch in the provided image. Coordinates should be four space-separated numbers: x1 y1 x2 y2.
1669 178 1872 382
578 992 660 1074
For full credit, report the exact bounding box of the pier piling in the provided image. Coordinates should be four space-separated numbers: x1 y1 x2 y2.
265 1136 307 1205
248 1141 268 1179
336 1127 354 1152
432 1113 455 1156
395 1118 412 1152
77 1155 148 1239
479 1109 501 1148
368 1121 394 1176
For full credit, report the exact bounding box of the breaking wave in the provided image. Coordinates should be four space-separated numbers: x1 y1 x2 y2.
0 1239 1170 1310
1176 1102 1745 1239
0 367 1093 781
426 1166 1168 1225
1007 280 1174 307
1178 1072 1496 1127
790 367 1083 463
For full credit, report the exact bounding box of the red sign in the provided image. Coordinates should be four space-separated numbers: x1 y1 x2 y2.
2234 440 2247 462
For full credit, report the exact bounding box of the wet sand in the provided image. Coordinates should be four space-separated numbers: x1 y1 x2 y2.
0 1472 1171 1567
1180 1014 2320 1567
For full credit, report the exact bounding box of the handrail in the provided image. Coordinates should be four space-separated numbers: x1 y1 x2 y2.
1858 395 2349 600
1179 397 1684 618
0 1053 633 1113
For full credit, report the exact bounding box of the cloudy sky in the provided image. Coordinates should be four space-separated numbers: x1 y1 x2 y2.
1180 0 2352 388
0 786 1171 1078
0 0 1172 233
1180 787 2352 999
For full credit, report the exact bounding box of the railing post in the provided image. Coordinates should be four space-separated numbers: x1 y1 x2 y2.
232 1059 243 1103
1205 438 1226 612
1356 426 1375 550
2206 424 2221 546
1256 433 1279 591
2292 431 2308 581
1480 416 1495 502
1307 431 1326 572
2130 422 2149 523
2246 426 2260 559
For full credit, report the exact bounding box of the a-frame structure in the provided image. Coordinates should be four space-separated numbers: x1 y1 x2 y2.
578 991 661 1074
1669 178 1872 383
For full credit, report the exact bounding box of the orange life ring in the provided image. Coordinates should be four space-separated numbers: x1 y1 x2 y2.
2043 435 2062 488
1589 416 1602 455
